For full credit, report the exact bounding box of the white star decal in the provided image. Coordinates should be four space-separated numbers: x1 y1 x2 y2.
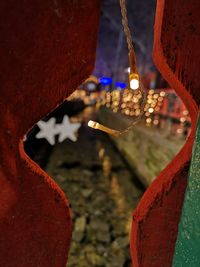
36 117 57 145
56 115 81 142
36 115 81 145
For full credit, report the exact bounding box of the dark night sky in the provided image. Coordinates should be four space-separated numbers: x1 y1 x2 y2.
94 0 156 82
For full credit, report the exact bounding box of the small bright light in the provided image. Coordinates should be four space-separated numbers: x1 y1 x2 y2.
146 118 152 123
88 120 96 128
183 110 189 116
149 89 154 94
160 91 166 97
130 78 139 90
153 119 159 125
153 94 159 99
87 82 96 91
148 107 154 113
99 77 112 85
125 109 130 115
180 117 186 123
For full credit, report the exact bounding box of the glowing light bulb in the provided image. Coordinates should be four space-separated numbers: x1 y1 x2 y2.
129 72 139 90
148 107 154 113
130 78 139 90
88 120 97 128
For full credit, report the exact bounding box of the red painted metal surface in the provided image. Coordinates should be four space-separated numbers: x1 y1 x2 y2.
130 1 199 266
0 1 100 266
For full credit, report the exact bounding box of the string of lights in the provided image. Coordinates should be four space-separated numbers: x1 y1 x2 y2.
88 0 146 136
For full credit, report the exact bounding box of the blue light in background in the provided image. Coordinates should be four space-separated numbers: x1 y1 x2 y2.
115 82 126 89
99 77 112 85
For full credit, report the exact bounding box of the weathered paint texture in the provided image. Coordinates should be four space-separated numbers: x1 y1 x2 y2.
0 1 100 266
130 1 199 267
173 113 200 266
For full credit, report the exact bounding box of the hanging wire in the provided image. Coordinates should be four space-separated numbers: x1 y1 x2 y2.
119 0 138 77
88 0 146 137
119 0 146 134
119 0 133 52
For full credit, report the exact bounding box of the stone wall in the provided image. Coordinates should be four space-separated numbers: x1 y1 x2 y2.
99 108 184 187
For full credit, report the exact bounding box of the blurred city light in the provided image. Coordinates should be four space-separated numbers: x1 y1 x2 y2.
99 77 112 85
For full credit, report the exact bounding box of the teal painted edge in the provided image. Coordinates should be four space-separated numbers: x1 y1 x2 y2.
173 112 200 267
